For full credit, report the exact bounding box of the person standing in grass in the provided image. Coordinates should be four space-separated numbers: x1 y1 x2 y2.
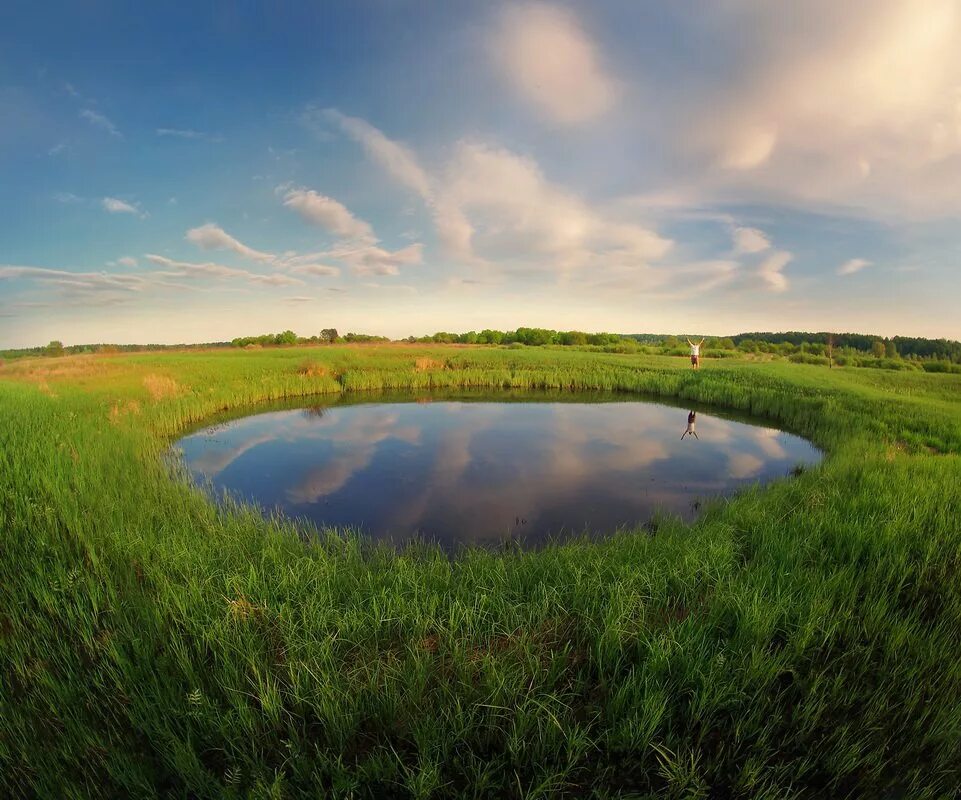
687 337 704 369
681 410 699 439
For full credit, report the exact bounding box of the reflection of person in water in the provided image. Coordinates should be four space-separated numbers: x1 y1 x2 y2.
681 411 699 439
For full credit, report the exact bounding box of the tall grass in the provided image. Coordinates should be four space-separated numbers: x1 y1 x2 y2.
2 346 960 798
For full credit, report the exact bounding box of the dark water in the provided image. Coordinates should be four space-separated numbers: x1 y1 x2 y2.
176 392 821 548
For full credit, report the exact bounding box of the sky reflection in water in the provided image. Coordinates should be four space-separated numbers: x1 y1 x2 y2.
176 394 821 548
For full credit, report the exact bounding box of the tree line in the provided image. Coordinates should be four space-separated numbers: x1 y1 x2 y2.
406 328 627 346
4 328 959 367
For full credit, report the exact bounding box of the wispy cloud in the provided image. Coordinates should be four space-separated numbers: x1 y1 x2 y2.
0 263 187 307
278 182 423 277
288 263 341 277
102 197 145 217
80 108 122 138
144 254 304 287
756 250 792 292
186 223 274 262
328 243 422 276
838 258 872 276
281 188 374 240
326 109 473 259
156 128 223 142
323 110 432 197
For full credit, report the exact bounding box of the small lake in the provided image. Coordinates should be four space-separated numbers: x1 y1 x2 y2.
176 392 821 548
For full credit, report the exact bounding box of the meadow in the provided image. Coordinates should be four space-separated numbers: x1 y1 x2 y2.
2 345 960 798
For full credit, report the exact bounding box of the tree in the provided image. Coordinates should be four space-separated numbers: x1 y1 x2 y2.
885 339 899 358
559 331 588 346
275 330 298 346
320 328 339 344
44 340 64 357
871 340 886 358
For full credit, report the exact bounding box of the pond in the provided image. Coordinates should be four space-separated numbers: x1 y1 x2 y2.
176 391 821 549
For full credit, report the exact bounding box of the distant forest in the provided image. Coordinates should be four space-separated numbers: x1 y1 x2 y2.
3 328 960 368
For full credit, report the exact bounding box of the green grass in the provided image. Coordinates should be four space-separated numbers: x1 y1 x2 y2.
2 345 961 798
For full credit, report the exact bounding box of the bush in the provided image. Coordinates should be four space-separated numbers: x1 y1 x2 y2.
922 361 961 374
788 353 831 366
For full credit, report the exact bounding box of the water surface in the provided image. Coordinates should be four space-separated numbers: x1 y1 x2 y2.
176 392 821 548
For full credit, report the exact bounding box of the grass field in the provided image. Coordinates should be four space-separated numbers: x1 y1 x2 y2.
2 345 961 798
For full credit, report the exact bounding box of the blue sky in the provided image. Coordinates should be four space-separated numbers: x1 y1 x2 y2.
2 0 960 347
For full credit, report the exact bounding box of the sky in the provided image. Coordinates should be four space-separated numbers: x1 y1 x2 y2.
2 0 960 348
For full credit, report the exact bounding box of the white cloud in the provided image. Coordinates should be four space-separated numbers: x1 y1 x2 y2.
491 3 617 125
48 142 68 156
332 113 671 273
143 254 304 286
340 243 423 276
102 197 143 216
286 244 420 277
756 250 792 292
0 264 189 305
838 258 872 276
116 257 138 268
440 141 671 269
325 110 432 197
683 0 961 216
278 180 423 278
732 226 771 255
281 188 374 240
284 296 315 303
326 110 474 259
80 109 122 138
186 223 274 262
1 265 135 287
718 125 778 171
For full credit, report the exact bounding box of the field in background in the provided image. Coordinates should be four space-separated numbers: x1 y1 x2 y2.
2 345 961 798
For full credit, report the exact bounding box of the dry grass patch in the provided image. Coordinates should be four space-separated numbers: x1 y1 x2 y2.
142 374 181 400
298 362 328 378
3 355 111 383
226 595 264 622
414 357 445 371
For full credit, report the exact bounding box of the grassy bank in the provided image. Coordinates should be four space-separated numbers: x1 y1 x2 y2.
2 346 961 798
